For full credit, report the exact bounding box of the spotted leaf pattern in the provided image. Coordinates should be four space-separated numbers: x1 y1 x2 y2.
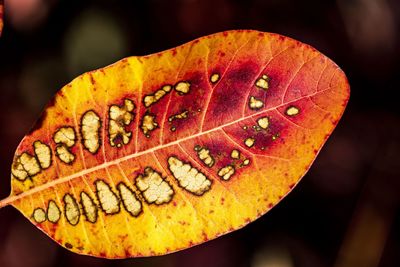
0 30 349 258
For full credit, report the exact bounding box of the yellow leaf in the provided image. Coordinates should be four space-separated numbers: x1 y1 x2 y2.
0 30 349 258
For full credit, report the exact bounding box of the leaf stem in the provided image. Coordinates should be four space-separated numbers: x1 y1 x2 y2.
0 196 13 209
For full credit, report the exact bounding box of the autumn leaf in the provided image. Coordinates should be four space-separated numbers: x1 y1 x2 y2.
0 30 349 258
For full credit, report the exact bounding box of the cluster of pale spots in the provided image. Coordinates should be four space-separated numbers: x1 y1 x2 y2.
32 178 142 225
217 149 252 181
141 80 193 135
194 145 215 167
12 140 53 181
191 142 253 183
143 85 172 108
109 99 135 147
218 165 235 181
168 110 189 122
141 114 158 137
11 141 52 181
12 152 42 181
22 70 302 228
32 201 61 224
11 35 304 173
243 75 303 149
32 147 249 225
142 80 190 109
169 110 190 132
11 97 136 182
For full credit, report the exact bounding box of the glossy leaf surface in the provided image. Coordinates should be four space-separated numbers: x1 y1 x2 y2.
0 30 349 258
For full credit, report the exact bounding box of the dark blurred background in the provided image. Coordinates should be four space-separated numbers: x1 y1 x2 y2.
0 0 399 266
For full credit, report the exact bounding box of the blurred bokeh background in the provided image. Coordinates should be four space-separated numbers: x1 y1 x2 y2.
0 0 399 266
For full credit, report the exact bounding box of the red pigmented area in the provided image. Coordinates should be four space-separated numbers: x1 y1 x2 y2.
124 249 132 258
203 61 261 131
261 46 306 110
162 71 210 144
278 97 330 129
223 110 286 155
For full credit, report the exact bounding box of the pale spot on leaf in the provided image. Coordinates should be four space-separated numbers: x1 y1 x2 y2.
168 156 211 196
218 165 235 181
169 110 189 122
195 146 215 167
54 127 75 147
136 167 174 205
11 152 41 181
175 81 191 94
210 73 220 83
249 96 264 110
118 183 142 217
33 141 52 169
245 137 255 148
33 208 46 223
56 146 75 164
64 194 80 226
81 110 101 153
80 192 98 223
54 127 76 164
255 74 269 90
47 200 61 223
109 99 135 147
141 114 158 137
231 149 240 159
257 117 269 129
144 85 172 107
95 180 120 214
286 106 300 116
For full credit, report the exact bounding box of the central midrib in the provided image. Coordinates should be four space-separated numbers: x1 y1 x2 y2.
4 88 329 206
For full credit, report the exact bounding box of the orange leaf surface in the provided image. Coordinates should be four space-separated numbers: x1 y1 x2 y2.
0 30 349 258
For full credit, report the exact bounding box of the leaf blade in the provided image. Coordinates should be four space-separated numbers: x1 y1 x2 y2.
6 30 349 258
